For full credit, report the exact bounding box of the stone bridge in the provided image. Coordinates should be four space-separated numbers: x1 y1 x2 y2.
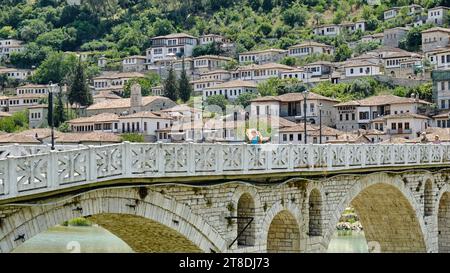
1 143 450 253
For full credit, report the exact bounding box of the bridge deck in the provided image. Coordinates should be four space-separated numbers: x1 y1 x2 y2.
0 142 450 203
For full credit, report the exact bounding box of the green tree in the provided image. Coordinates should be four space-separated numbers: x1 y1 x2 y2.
334 44 352 62
164 66 178 101
123 73 160 98
32 52 77 84
282 2 309 27
68 57 93 108
121 133 145 142
53 91 66 127
178 59 192 102
236 92 258 108
206 94 228 111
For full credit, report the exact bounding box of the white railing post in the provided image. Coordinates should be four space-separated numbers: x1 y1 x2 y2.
122 142 132 177
440 145 444 163
7 156 17 198
267 145 273 171
243 144 249 172
345 144 350 169
307 144 313 169
417 145 421 164
157 142 166 175
288 145 294 171
216 143 223 174
404 144 409 165
187 142 195 175
48 150 58 189
377 145 382 166
391 145 395 165
360 145 366 168
327 144 333 170
429 144 433 164
88 145 97 181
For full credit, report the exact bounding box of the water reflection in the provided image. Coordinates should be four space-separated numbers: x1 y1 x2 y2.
327 231 369 253
12 225 133 253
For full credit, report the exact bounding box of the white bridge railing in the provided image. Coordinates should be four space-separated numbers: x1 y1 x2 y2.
1 142 450 201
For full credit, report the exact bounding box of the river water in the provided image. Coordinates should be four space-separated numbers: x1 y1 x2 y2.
12 226 368 253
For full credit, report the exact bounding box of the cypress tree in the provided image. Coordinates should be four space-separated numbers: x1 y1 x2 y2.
178 58 192 102
68 57 93 110
164 66 178 102
54 91 66 127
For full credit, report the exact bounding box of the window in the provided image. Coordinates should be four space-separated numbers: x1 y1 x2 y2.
405 122 410 130
297 134 302 141
144 122 147 131
392 123 396 130
283 134 287 141
289 134 294 141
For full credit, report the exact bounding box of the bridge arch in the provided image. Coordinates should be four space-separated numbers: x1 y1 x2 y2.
436 183 450 253
0 187 227 253
324 172 429 253
261 201 302 253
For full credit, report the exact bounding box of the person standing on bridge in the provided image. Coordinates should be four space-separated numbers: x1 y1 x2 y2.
433 135 441 144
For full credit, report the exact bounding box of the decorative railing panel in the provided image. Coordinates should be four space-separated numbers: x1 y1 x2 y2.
16 154 49 192
0 143 450 200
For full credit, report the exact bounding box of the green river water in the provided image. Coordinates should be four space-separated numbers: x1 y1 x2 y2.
12 225 368 253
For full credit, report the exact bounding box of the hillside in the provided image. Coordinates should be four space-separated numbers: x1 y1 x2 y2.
1 0 448 71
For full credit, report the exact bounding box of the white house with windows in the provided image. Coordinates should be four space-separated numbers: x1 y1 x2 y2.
193 55 232 75
384 7 401 20
118 111 172 142
313 24 340 36
122 55 146 72
427 6 449 26
28 104 48 129
202 80 257 101
334 95 431 132
68 113 120 133
199 70 231 81
0 68 33 81
191 78 224 95
0 39 24 59
250 92 339 126
233 63 294 83
92 71 146 94
238 49 287 64
16 84 49 96
199 34 227 45
343 60 382 78
288 42 334 58
371 113 430 139
421 27 450 53
146 33 198 64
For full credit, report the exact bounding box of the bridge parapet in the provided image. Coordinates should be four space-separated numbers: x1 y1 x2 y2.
0 142 450 201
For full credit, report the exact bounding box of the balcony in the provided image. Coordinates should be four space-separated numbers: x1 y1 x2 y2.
387 129 412 134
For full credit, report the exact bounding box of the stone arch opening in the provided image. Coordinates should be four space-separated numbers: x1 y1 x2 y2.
424 180 433 216
88 214 202 253
267 210 300 253
327 182 426 253
309 189 323 236
237 193 256 246
438 192 450 253
0 188 227 253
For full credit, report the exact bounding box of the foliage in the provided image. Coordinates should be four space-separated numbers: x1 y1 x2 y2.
0 110 28 133
67 58 93 107
205 94 228 111
121 133 145 143
235 92 258 108
192 41 224 57
163 67 178 102
123 73 160 98
178 59 192 102
67 217 92 227
32 52 78 84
